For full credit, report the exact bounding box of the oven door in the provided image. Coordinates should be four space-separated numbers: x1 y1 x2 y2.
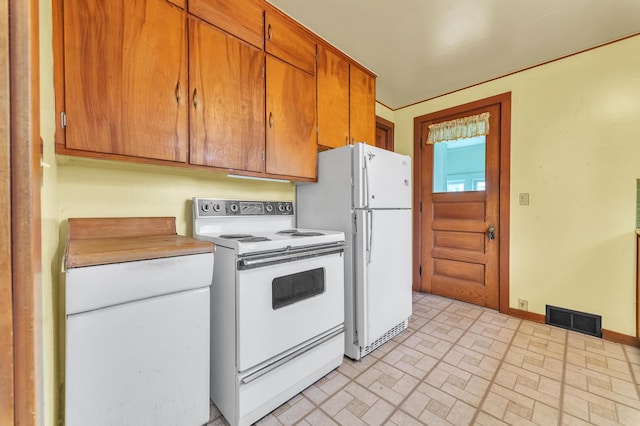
235 245 344 372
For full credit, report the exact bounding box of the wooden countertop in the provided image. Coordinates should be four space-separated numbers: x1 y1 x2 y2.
65 217 214 269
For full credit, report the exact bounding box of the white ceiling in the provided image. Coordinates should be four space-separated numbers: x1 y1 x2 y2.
267 0 640 110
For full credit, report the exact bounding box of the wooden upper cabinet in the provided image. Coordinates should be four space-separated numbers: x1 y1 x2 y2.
264 9 316 75
62 0 188 162
265 56 317 180
349 65 376 146
189 18 265 172
316 42 377 150
317 44 350 149
188 0 264 48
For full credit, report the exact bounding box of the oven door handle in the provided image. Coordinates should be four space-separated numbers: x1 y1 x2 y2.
237 246 344 270
241 326 345 385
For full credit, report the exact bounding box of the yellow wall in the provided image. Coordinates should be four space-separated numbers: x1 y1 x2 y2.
391 35 640 337
40 0 59 423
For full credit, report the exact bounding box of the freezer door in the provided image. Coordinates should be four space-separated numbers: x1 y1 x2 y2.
352 143 412 209
354 209 412 348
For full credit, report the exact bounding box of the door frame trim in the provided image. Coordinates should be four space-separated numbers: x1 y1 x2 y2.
412 92 511 314
7 0 42 423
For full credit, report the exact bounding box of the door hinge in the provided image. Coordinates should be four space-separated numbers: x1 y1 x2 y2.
60 112 67 129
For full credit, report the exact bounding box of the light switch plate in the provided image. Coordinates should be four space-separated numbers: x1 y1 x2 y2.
519 193 530 206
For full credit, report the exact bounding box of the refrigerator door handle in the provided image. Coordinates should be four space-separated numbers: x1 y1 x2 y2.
367 210 373 264
363 153 370 208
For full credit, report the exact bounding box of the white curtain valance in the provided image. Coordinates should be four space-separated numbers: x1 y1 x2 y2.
426 112 490 144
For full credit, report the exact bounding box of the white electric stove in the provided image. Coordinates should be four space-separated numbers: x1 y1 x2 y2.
193 198 345 426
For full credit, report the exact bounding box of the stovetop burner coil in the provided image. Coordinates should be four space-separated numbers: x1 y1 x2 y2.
239 236 271 242
219 234 254 239
276 229 325 237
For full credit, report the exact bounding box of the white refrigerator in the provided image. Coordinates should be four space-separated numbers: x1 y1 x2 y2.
296 143 412 360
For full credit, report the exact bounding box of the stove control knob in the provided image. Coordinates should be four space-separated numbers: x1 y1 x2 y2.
278 204 285 212
285 204 292 212
212 203 222 213
230 203 239 213
201 203 211 212
265 204 274 213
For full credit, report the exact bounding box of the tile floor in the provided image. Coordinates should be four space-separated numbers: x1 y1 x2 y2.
207 292 640 425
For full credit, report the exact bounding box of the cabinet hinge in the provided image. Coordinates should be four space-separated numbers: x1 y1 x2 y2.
60 112 67 129
419 265 422 276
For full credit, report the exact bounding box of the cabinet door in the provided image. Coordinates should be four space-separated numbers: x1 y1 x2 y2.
189 19 265 172
317 44 350 149
188 0 263 48
63 0 188 162
349 65 376 146
265 56 317 179
265 10 316 75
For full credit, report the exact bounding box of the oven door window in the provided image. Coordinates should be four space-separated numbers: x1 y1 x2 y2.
272 268 325 310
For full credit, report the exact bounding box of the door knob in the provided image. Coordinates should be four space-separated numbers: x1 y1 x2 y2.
487 225 495 240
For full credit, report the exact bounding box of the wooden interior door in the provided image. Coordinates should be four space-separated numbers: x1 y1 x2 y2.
375 116 394 151
421 103 501 309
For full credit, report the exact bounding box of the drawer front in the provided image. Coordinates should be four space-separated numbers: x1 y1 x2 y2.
189 0 264 48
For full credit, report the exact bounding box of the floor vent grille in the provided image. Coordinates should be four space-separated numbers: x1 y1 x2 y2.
546 305 602 337
360 319 408 358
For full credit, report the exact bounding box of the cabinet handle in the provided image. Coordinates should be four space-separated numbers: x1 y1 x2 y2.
193 88 198 109
345 135 349 145
175 82 182 103
267 24 273 40
269 112 274 128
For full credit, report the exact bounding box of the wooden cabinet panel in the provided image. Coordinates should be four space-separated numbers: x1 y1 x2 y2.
63 0 188 162
317 44 350 149
189 18 265 172
265 56 317 179
265 10 316 75
349 65 376 146
166 0 185 9
188 0 264 48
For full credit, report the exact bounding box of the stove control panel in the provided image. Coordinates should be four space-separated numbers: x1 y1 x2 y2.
194 198 293 217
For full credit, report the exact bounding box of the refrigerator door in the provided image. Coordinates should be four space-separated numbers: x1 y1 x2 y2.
352 143 412 209
354 208 412 347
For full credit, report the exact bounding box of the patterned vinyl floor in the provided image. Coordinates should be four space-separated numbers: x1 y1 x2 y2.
206 292 640 425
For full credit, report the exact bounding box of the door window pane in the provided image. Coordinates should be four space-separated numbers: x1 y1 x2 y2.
433 136 486 193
